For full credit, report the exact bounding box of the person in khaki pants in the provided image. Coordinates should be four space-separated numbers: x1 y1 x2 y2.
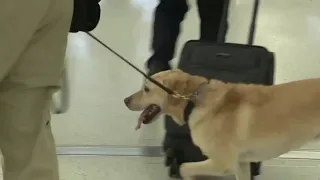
0 0 73 179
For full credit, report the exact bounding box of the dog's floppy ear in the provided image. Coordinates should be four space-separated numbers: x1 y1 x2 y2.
195 79 228 104
166 78 187 92
167 79 188 105
162 75 188 106
166 75 202 94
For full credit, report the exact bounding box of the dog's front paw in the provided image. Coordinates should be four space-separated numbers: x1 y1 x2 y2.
179 163 187 177
180 163 195 180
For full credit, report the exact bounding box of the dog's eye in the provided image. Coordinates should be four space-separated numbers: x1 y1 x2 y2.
144 87 150 92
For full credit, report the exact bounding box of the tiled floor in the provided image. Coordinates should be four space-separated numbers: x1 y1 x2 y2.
40 156 320 180
1 156 320 180
48 0 320 179
58 156 320 180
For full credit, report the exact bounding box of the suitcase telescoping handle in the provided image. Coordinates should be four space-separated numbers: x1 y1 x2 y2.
217 0 261 45
248 0 260 45
217 0 230 43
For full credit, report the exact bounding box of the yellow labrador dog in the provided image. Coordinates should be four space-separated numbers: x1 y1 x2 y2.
124 69 320 180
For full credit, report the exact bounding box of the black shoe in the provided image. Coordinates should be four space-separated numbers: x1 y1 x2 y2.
146 61 171 76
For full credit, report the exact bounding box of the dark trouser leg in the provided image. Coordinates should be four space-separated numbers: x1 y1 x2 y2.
147 0 188 75
197 0 228 42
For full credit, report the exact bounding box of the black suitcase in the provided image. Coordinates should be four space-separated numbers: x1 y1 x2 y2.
163 0 275 179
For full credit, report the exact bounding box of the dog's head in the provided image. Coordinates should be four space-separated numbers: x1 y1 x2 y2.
124 69 209 129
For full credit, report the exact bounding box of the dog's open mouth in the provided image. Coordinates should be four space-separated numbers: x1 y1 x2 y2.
136 104 161 130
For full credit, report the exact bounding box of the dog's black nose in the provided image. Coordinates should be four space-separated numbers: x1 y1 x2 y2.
124 97 131 106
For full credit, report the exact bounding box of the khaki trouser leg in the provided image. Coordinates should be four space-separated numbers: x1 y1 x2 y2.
0 0 73 179
0 84 59 180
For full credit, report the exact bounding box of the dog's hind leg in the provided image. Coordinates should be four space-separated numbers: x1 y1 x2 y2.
179 159 234 180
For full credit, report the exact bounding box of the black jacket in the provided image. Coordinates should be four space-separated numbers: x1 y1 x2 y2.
70 0 101 33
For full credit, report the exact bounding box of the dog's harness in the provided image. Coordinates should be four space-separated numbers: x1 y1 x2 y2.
183 101 195 123
182 81 209 123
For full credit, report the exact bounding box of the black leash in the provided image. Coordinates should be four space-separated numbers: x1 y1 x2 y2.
86 32 176 96
85 32 211 123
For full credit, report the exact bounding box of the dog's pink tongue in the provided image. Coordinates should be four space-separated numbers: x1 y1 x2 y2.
135 116 144 130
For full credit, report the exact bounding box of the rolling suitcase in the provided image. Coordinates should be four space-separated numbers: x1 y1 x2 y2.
163 0 275 179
